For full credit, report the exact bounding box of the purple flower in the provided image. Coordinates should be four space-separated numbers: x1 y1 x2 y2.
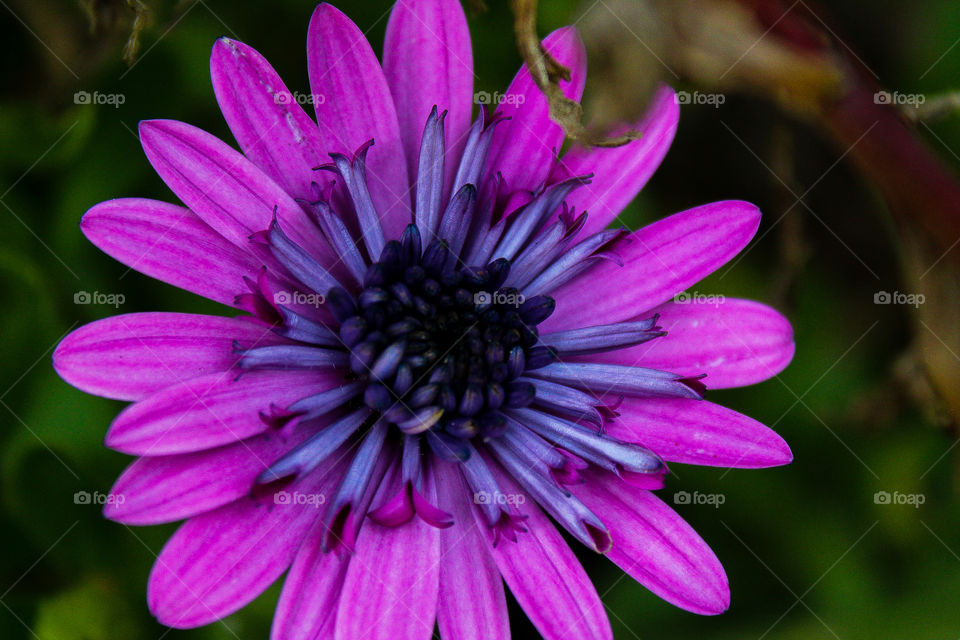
54 1 794 638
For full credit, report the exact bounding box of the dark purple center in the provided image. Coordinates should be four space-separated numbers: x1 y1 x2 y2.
328 224 558 441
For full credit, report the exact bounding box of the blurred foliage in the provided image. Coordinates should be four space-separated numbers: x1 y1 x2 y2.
1 0 960 637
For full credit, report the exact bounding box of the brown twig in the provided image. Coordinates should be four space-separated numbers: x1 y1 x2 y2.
511 0 640 148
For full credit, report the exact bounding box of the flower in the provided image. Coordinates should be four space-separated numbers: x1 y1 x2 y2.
53 1 795 638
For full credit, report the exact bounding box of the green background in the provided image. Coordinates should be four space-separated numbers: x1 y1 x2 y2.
1 0 959 637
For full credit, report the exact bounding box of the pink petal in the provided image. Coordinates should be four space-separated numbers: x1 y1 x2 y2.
607 397 792 468
334 486 441 640
542 200 762 332
147 467 336 628
105 369 342 455
104 423 321 525
553 85 679 236
80 198 259 307
138 119 336 268
307 3 411 241
271 516 349 640
575 477 729 615
435 462 509 640
383 0 473 199
484 27 587 200
53 312 281 402
211 37 330 202
482 467 612 640
585 298 795 388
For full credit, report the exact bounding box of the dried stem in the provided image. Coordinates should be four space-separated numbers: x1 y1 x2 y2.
511 0 640 147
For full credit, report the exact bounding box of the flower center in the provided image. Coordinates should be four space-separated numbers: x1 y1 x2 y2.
329 224 556 439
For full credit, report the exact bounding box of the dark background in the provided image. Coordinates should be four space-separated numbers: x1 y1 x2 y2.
0 0 959 637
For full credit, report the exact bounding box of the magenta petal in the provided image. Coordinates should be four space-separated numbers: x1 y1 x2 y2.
482 468 612 640
484 27 587 199
80 198 259 307
575 478 730 615
138 119 336 267
368 486 415 526
105 370 342 455
587 298 795 388
435 462 509 640
104 423 321 525
147 468 335 629
271 516 349 640
307 3 411 241
334 483 441 640
53 313 281 402
412 486 454 528
211 37 330 202
608 396 792 468
553 85 679 237
542 200 762 332
383 0 473 198
621 469 668 490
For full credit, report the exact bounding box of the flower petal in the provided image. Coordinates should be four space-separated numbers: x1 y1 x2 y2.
105 370 343 455
334 487 441 640
542 200 761 332
435 461 509 640
104 423 321 525
383 0 473 199
138 119 336 267
53 313 281 402
307 3 411 240
483 27 587 201
575 478 729 615
271 516 349 640
482 465 612 640
211 37 330 202
553 85 679 236
147 468 335 628
585 298 795 388
80 198 259 307
607 397 792 468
